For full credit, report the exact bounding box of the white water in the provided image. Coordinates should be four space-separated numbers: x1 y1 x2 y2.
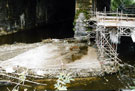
0 43 101 75
131 30 135 43
74 13 87 39
0 44 59 68
110 31 120 44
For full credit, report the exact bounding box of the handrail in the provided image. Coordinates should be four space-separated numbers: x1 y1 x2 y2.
96 12 135 16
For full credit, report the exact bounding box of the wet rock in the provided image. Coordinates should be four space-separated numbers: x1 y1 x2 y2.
59 43 88 63
42 39 52 43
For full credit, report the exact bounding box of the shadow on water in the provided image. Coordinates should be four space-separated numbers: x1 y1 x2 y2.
117 36 135 89
0 22 74 45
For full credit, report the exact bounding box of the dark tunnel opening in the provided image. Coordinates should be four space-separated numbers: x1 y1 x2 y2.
118 36 135 64
0 0 75 45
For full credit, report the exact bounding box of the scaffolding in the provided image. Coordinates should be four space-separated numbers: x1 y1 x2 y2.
96 26 121 72
94 11 135 71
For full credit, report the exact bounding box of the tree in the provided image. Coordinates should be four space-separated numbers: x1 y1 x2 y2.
111 0 135 11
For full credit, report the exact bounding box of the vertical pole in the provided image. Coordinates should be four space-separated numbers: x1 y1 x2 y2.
117 8 118 22
104 7 106 23
121 11 122 21
104 7 106 13
101 27 104 58
126 14 128 21
96 8 97 17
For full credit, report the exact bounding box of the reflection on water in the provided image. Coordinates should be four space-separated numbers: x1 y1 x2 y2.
0 75 125 90
0 22 74 45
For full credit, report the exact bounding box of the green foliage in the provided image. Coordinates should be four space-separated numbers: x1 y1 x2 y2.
54 72 74 90
111 0 135 11
19 72 27 82
111 0 121 11
75 9 89 20
129 79 135 90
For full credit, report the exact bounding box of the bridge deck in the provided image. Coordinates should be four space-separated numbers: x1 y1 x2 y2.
90 12 135 28
97 20 135 27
